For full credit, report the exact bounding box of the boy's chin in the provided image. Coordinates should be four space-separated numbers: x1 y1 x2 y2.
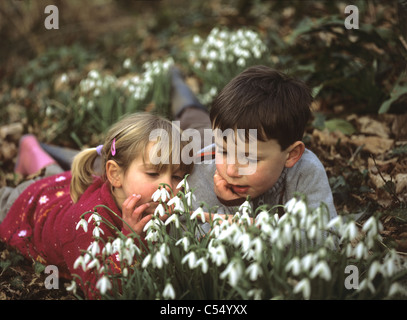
217 196 246 207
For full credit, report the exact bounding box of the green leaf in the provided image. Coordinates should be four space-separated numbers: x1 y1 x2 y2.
379 73 407 114
34 261 46 274
324 118 356 135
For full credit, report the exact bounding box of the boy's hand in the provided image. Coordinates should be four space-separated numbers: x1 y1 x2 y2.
213 170 245 205
121 194 165 236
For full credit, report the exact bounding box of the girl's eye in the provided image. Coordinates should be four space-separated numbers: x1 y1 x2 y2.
172 175 183 181
146 172 159 177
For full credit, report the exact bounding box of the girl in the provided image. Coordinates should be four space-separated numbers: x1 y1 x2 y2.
0 112 193 298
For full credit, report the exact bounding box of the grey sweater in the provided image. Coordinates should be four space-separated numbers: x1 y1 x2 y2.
188 146 337 230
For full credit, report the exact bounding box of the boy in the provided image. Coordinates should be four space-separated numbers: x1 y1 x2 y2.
171 65 337 225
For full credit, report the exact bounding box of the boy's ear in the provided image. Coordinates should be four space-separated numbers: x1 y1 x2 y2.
106 160 123 188
285 141 305 168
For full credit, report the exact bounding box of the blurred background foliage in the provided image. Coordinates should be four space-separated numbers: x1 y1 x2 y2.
0 0 405 148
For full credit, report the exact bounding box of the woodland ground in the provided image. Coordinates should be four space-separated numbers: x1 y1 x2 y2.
0 0 406 299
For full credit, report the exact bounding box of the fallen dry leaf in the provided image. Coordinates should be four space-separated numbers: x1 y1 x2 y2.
356 116 390 138
350 135 394 154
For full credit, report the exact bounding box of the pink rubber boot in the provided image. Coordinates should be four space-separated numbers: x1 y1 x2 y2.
15 135 56 175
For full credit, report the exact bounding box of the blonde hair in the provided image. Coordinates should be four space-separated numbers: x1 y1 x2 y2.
70 112 194 203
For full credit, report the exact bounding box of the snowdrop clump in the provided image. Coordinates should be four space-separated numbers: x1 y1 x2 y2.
76 57 174 115
189 27 268 104
68 176 407 300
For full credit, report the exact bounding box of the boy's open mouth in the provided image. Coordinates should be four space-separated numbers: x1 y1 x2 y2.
230 184 250 195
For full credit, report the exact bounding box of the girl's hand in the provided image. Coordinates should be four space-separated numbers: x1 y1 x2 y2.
121 194 152 236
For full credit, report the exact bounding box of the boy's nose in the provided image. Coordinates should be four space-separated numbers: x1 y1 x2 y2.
226 163 241 178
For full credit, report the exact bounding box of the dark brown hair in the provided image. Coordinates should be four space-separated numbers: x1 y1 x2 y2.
210 65 312 151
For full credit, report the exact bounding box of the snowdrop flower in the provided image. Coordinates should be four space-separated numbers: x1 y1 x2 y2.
359 278 375 294
102 242 112 256
255 211 270 227
176 178 190 193
246 262 263 281
220 259 242 287
327 216 343 229
308 224 317 239
239 200 251 215
184 191 196 207
388 283 405 297
301 254 314 271
88 241 100 257
145 230 160 242
237 233 251 252
285 198 307 217
142 254 151 268
196 257 209 274
123 58 132 69
163 282 176 299
211 213 225 224
175 237 190 251
354 242 367 260
76 219 88 233
193 35 202 44
167 196 185 212
362 216 380 237
293 278 311 300
209 244 228 266
96 276 112 295
342 221 358 241
239 213 252 226
237 57 246 67
154 203 166 217
310 261 332 281
87 258 100 270
368 261 381 280
182 251 197 269
152 187 170 203
190 207 205 222
87 213 102 226
206 61 215 71
66 280 77 294
111 238 123 254
92 226 105 238
143 217 164 232
165 214 180 228
247 289 263 300
153 251 168 269
285 257 301 276
122 248 135 265
73 256 87 271
250 237 263 261
88 70 100 80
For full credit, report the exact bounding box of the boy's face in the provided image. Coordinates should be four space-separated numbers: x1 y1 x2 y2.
215 137 292 200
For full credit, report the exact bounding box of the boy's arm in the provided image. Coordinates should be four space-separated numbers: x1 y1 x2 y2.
287 150 337 219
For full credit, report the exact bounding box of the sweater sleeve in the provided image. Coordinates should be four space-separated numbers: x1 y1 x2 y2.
61 208 147 299
59 181 147 299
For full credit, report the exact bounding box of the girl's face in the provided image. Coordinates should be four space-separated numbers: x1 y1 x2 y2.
109 142 186 215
